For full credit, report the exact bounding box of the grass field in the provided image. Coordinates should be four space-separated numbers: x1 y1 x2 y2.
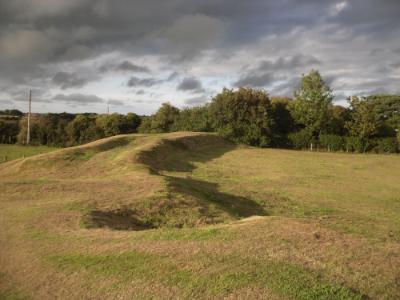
0 144 57 163
0 132 399 299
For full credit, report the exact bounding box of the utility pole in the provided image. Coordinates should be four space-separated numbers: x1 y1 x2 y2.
107 104 110 115
27 90 32 145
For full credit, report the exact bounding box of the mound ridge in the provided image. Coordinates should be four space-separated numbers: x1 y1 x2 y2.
0 132 267 230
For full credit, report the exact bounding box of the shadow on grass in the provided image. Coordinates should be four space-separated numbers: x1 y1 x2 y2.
166 175 267 219
63 136 132 161
83 134 266 231
137 134 236 173
83 176 267 231
83 209 154 230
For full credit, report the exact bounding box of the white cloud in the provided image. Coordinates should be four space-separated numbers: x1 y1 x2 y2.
329 1 349 16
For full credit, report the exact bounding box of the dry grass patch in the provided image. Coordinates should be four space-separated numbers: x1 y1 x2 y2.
1 132 399 299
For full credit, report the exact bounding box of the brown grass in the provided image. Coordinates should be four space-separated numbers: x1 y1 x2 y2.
1 132 399 299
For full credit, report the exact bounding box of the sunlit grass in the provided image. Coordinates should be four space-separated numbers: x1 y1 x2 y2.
0 144 57 163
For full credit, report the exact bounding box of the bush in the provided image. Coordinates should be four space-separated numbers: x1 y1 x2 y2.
319 134 344 152
138 103 179 133
372 137 398 153
288 129 313 150
345 137 372 153
209 87 273 147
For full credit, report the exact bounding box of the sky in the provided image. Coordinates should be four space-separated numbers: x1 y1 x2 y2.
0 0 399 115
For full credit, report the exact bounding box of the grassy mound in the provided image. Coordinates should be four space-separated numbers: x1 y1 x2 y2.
1 132 399 299
1 132 265 230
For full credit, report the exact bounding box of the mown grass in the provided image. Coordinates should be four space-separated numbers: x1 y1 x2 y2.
0 290 30 300
141 227 235 241
1 132 399 299
48 251 364 299
0 144 57 163
188 148 400 241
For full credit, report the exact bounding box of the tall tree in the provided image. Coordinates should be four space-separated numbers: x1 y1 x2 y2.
290 70 334 140
209 87 273 147
270 97 296 146
172 105 213 132
138 103 180 133
345 96 380 140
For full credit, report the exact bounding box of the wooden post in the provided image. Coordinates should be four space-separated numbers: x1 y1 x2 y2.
27 90 32 145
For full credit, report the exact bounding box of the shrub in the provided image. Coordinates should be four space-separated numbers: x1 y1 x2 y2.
138 103 179 133
345 137 372 153
319 134 344 152
209 87 273 147
288 129 313 150
372 137 398 153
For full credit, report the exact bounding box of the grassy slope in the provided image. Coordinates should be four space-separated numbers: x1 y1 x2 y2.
0 144 57 163
0 132 399 299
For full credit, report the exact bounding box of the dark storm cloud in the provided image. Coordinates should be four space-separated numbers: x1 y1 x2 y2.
0 0 399 112
234 55 321 88
99 61 150 73
127 76 161 87
6 88 52 103
52 72 88 89
52 93 105 105
177 77 204 93
235 73 275 88
108 99 125 106
258 55 321 72
0 0 333 73
184 96 208 106
167 72 180 81
116 61 149 73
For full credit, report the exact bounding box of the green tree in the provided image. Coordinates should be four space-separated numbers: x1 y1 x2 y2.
209 87 273 147
172 105 213 132
96 113 141 137
138 103 180 133
270 97 296 147
66 115 104 145
326 105 350 135
96 114 125 137
0 120 19 143
345 96 380 152
366 94 400 137
290 70 334 145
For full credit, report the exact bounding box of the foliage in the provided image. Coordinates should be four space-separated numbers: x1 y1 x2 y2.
372 137 398 153
15 112 141 146
319 134 344 151
270 97 296 147
96 113 141 137
1 71 399 155
368 94 400 133
326 105 350 135
287 129 314 150
172 106 213 132
0 119 19 143
290 70 334 137
209 87 273 147
65 115 104 145
345 96 380 141
0 109 24 116
138 103 180 133
344 136 372 153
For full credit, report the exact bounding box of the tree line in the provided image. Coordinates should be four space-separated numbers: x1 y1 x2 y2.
0 112 141 146
1 70 399 153
138 70 399 153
